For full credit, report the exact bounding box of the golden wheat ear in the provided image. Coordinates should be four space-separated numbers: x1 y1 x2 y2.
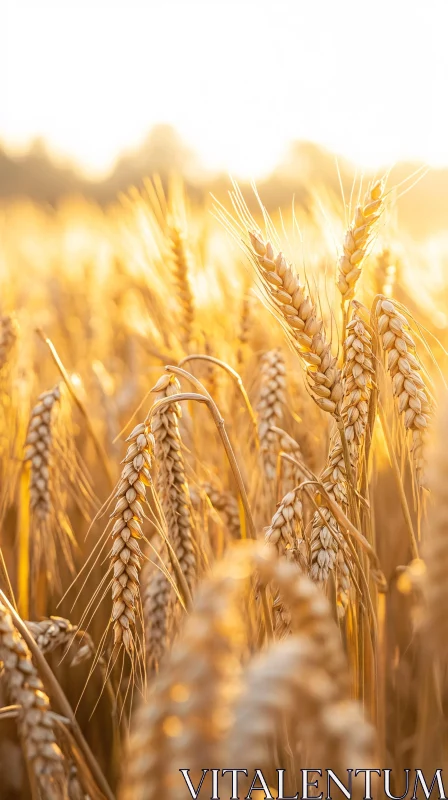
215 189 343 417
337 178 385 302
0 600 69 798
202 481 241 541
374 296 432 487
24 383 92 597
150 373 197 591
142 558 175 675
25 616 94 667
109 419 155 656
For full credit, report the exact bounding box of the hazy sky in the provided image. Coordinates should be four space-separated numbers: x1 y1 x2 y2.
2 0 448 177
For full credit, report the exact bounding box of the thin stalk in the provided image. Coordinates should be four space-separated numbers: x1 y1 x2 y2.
17 462 30 616
147 389 255 539
178 353 260 449
0 546 16 613
0 589 115 800
161 368 256 540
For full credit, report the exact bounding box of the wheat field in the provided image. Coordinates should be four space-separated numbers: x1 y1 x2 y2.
0 171 447 800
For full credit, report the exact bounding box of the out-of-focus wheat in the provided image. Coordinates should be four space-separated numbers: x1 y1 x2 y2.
256 348 286 480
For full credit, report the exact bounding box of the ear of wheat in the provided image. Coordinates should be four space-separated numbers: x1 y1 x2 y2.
25 616 94 666
167 220 195 350
151 373 197 591
375 297 432 485
256 348 287 480
337 179 385 301
24 383 83 591
142 560 175 674
216 192 343 416
309 303 374 612
110 420 154 655
0 600 67 799
202 481 241 541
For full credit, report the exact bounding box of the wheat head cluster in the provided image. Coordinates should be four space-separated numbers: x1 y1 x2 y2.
0 171 447 800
